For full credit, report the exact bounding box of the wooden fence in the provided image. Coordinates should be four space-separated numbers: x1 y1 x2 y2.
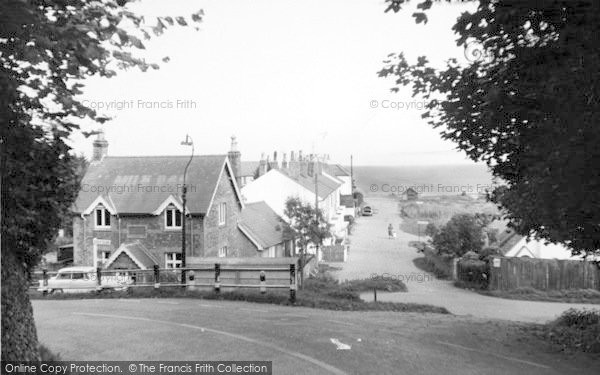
488 256 600 291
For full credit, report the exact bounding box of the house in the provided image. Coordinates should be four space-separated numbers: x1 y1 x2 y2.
496 229 586 260
72 133 258 269
238 201 294 257
404 187 419 201
241 152 348 243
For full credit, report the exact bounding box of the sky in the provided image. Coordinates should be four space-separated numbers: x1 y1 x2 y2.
69 0 479 166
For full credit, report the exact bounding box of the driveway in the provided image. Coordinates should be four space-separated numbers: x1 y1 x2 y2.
33 299 599 374
331 196 600 323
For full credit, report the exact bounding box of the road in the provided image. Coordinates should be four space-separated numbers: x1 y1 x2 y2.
33 299 599 374
331 196 600 323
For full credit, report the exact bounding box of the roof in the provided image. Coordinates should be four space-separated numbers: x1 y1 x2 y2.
73 155 239 215
104 242 159 269
238 201 286 249
496 229 524 255
240 161 260 177
277 169 342 199
405 187 419 195
324 164 350 177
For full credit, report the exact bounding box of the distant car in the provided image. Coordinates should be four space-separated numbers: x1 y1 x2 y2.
38 266 131 294
362 206 373 216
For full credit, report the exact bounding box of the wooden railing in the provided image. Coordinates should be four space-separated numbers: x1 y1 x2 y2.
31 264 298 302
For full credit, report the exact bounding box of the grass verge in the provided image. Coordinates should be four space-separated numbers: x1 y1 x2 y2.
476 287 600 304
528 308 600 354
30 274 446 314
413 257 452 280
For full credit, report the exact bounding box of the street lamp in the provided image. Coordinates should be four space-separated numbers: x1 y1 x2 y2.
180 134 194 285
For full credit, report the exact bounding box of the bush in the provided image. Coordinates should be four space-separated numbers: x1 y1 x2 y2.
39 344 61 361
413 248 454 279
546 309 600 353
456 259 488 289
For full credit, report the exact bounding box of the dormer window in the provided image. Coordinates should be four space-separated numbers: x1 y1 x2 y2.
95 206 111 229
165 206 182 229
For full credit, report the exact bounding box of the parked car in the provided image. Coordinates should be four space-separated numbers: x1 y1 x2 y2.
362 206 373 216
38 266 131 294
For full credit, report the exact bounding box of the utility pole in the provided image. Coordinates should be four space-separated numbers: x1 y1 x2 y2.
350 154 354 192
180 135 194 285
314 154 319 263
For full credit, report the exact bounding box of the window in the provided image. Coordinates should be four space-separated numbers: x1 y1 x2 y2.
218 202 227 225
71 273 85 280
95 207 111 228
165 206 182 229
100 251 111 264
218 246 227 258
165 253 182 268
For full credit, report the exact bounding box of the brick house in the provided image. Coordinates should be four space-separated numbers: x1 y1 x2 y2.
72 133 266 270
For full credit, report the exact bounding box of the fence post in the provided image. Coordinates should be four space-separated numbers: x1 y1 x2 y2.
259 271 266 294
96 267 102 292
373 287 377 302
153 265 160 289
214 263 221 294
42 268 48 287
289 264 296 303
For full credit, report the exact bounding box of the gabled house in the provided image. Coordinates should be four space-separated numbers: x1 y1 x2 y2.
72 133 254 269
241 153 348 243
496 229 588 260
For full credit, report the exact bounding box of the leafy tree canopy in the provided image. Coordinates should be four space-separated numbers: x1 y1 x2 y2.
379 0 600 257
432 213 487 257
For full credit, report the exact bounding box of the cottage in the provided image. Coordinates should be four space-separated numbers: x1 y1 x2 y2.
238 201 294 257
404 187 419 201
72 133 257 269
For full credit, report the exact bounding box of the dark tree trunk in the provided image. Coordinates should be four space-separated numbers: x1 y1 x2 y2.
1 248 39 361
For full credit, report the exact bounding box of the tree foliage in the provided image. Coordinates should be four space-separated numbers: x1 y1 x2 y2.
432 213 487 257
1 0 201 360
379 0 600 257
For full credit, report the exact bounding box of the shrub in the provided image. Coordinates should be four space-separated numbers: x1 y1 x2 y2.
546 309 600 353
39 344 61 361
456 259 488 289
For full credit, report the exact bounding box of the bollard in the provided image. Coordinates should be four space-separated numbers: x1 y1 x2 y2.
373 287 377 302
289 264 296 303
259 271 266 294
153 265 160 289
214 264 221 294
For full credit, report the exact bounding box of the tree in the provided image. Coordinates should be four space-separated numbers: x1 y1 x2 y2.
1 0 202 360
424 222 438 238
379 0 600 258
432 213 486 257
283 197 331 287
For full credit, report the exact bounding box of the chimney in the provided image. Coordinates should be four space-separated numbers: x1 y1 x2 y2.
269 151 279 170
281 153 288 169
227 135 242 187
92 129 108 162
258 153 267 177
307 154 315 177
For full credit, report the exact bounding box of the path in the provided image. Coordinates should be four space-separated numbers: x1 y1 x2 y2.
331 196 600 323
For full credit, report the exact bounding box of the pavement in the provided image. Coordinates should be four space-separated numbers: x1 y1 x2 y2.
330 196 600 323
33 299 600 374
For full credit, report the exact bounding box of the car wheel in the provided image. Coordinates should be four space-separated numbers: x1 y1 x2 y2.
51 289 63 295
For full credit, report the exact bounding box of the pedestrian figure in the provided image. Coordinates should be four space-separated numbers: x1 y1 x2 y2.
388 223 393 239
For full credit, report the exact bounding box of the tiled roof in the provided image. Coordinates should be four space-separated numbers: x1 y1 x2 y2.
238 201 286 249
240 161 260 177
278 169 342 199
106 242 159 269
73 155 230 215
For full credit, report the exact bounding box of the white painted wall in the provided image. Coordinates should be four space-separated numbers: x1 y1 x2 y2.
504 237 583 260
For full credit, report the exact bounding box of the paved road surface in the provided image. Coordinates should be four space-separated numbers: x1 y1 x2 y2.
331 196 600 323
33 299 599 374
